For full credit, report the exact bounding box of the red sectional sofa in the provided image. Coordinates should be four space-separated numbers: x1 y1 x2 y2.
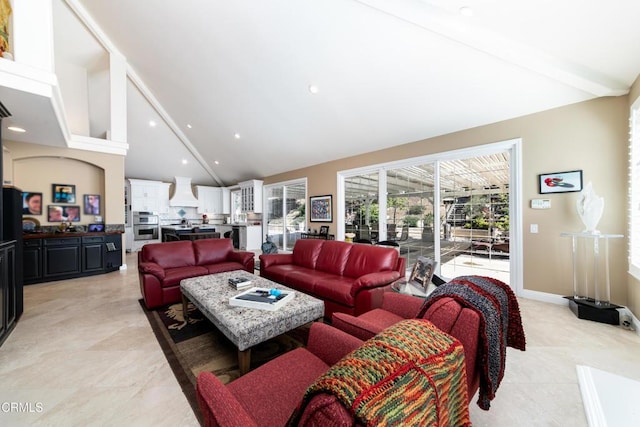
259 239 405 319
196 298 481 426
138 238 254 309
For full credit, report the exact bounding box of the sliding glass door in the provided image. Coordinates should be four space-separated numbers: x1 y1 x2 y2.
339 141 518 286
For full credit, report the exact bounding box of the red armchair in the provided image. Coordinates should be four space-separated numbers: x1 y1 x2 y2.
196 322 363 427
332 291 481 399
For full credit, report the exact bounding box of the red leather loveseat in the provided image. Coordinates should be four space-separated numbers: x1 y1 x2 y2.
259 239 405 319
138 238 254 309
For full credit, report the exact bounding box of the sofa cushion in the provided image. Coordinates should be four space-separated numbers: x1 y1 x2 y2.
291 239 323 269
193 238 234 266
313 277 355 306
282 268 337 295
142 241 197 268
315 241 352 276
260 264 299 284
296 394 353 426
343 244 397 278
203 262 247 275
162 266 209 287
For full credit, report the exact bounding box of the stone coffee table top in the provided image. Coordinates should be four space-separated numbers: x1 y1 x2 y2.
180 270 324 351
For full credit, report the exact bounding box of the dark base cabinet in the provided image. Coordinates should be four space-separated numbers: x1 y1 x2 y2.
0 241 17 347
24 234 123 285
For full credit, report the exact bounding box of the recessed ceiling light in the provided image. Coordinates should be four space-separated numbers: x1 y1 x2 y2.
308 85 319 94
7 126 26 133
234 133 241 139
149 120 157 127
187 124 192 129
214 160 219 165
182 159 188 165
459 6 473 16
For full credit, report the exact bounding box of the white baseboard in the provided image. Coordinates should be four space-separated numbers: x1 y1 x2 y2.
576 365 607 427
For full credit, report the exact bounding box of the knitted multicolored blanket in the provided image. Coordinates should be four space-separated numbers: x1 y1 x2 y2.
417 275 526 410
288 319 470 426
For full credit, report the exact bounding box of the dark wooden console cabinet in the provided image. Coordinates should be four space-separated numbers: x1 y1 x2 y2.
0 240 17 346
24 233 123 285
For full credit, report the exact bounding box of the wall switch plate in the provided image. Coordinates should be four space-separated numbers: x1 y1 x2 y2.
530 224 539 233
531 199 551 209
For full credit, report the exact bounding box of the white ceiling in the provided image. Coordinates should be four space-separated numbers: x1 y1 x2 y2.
4 0 640 187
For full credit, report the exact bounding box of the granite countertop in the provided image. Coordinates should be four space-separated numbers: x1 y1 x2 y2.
161 225 219 231
23 231 124 239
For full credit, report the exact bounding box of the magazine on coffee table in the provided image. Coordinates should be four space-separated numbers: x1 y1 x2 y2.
229 287 295 311
228 276 253 290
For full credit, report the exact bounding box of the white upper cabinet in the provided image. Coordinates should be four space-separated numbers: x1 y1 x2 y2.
158 182 171 214
221 187 231 214
239 180 263 213
196 186 223 214
129 179 163 212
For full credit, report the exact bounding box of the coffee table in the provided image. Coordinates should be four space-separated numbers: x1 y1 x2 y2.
180 270 324 374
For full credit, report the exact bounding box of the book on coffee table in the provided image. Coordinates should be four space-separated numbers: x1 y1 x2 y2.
229 287 295 311
228 276 253 289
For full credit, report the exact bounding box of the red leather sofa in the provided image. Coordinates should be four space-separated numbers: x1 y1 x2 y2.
332 292 481 399
138 238 254 309
196 299 480 426
259 239 405 319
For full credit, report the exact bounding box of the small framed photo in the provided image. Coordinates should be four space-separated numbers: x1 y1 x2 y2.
84 194 100 215
538 170 583 194
48 205 81 222
52 184 76 203
409 256 437 291
310 195 332 222
22 192 42 215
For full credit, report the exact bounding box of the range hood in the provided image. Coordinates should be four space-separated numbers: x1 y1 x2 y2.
169 176 199 207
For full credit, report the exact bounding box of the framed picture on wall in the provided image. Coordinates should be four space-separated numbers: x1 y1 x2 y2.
22 192 42 215
83 194 100 214
538 170 583 194
52 184 76 203
48 205 81 222
310 195 332 222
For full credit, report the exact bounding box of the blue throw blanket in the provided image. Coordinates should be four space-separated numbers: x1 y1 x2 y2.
417 275 526 410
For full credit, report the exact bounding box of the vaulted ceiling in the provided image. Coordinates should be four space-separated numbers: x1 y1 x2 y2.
4 0 640 187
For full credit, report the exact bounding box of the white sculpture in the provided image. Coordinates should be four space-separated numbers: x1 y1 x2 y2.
576 182 604 234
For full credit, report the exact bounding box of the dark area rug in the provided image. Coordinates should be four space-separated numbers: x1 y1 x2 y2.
138 299 309 423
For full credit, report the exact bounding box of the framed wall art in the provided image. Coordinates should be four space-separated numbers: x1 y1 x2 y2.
22 192 42 215
48 205 81 222
310 195 332 222
538 170 583 194
84 194 100 214
52 184 76 203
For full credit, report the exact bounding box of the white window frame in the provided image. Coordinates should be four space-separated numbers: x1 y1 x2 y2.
629 98 640 280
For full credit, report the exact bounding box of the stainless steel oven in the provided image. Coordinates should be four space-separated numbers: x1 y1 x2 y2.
133 212 159 241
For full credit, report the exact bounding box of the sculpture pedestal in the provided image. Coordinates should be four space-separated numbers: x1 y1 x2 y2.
565 297 620 325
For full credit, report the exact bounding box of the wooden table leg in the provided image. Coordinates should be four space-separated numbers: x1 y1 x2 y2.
238 349 251 375
182 293 190 322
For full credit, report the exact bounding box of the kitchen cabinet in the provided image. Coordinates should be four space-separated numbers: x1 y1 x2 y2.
239 180 263 213
0 241 16 347
158 182 171 214
221 187 231 214
196 186 223 214
129 179 163 212
246 225 262 251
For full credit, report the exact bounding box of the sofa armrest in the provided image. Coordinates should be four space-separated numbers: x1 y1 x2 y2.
350 271 400 297
138 261 165 280
196 372 258 427
380 292 424 318
228 250 255 271
259 253 293 270
331 313 384 341
306 322 363 366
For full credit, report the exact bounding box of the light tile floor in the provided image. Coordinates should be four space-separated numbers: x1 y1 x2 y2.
1 252 639 426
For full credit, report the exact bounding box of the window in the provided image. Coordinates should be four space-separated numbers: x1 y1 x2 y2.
630 99 640 279
264 179 306 251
